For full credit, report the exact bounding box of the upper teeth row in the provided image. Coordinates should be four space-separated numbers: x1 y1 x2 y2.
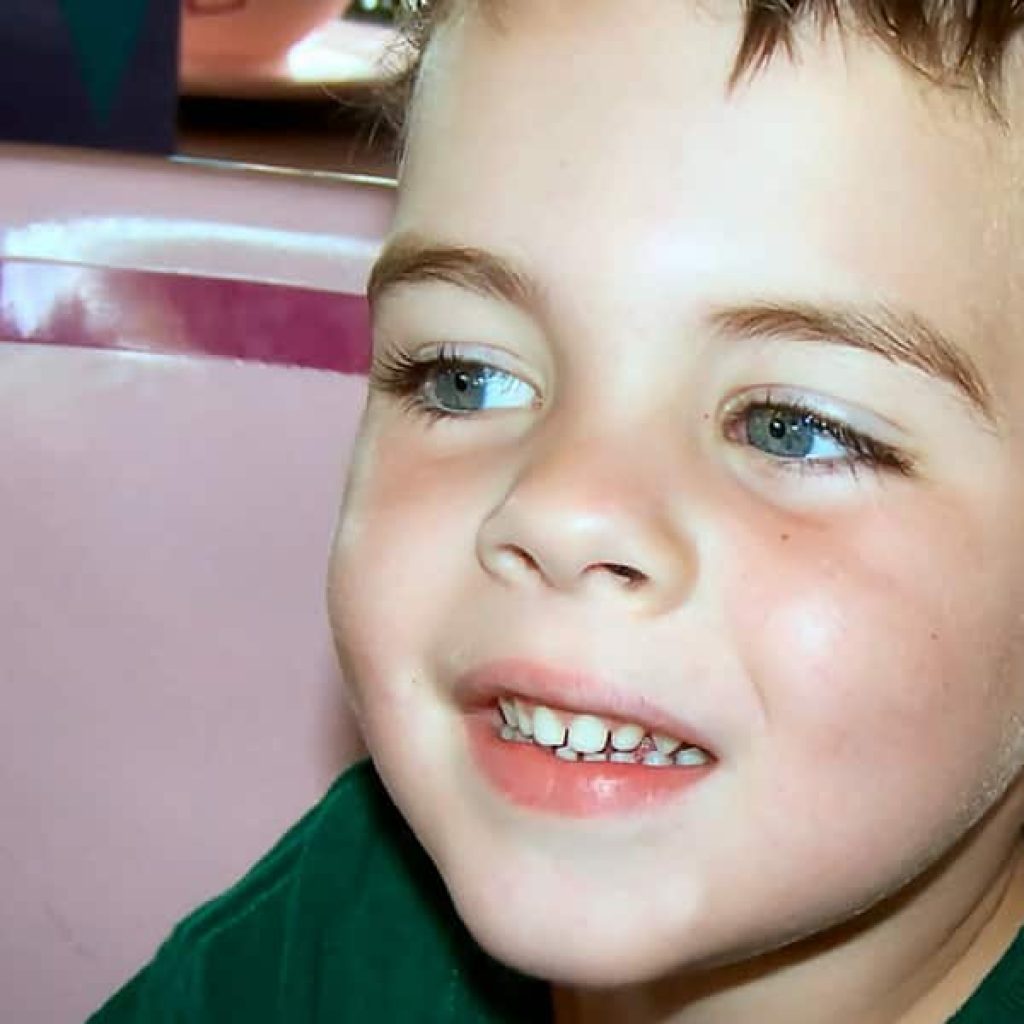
499 698 706 761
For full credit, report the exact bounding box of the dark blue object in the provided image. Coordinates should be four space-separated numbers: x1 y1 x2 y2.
0 0 178 153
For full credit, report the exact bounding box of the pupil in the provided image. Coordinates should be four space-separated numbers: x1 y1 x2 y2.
769 416 787 439
454 371 471 393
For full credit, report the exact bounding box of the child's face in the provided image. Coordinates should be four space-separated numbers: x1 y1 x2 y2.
329 0 1024 991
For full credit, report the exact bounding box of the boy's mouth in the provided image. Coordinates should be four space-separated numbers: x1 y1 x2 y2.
496 698 712 767
457 657 718 816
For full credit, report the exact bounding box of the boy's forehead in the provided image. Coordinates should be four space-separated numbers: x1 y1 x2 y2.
405 0 1007 231
397 0 1024 402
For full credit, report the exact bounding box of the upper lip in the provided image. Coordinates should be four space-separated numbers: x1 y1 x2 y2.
454 657 717 753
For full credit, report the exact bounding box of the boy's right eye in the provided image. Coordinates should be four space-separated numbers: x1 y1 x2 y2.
369 344 540 421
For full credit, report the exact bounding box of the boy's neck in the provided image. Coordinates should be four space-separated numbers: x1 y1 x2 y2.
897 840 1024 1024
553 834 1024 1024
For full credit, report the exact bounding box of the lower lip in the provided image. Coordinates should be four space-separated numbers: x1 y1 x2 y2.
465 714 713 818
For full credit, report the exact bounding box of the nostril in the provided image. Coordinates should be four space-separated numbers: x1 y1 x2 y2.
603 563 646 586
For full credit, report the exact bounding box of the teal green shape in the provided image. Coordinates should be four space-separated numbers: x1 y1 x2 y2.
57 0 153 122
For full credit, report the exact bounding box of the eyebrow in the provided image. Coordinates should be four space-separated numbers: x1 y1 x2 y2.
708 302 995 423
368 236 995 423
368 234 544 316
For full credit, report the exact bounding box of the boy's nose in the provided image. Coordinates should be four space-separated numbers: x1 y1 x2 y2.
475 428 696 618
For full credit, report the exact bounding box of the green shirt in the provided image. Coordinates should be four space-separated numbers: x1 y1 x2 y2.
88 761 1024 1023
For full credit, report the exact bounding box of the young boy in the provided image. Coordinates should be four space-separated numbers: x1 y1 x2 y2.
89 1 1024 1021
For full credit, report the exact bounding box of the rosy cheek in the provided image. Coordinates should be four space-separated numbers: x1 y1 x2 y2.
724 494 999 777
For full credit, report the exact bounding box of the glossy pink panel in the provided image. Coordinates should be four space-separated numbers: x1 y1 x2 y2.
0 145 390 1024
0 146 395 299
0 260 371 372
0 146 394 250
0 346 368 1022
0 144 395 1024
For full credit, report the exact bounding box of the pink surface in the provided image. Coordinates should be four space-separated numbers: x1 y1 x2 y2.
0 260 371 371
0 144 394 294
0 147 393 1024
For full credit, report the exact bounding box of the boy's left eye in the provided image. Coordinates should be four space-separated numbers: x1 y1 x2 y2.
723 396 914 475
743 405 850 461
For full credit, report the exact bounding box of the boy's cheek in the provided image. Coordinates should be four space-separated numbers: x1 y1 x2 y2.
328 434 491 694
726 493 1024 805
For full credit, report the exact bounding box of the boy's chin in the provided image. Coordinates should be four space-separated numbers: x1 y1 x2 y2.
455 897 682 987
449 878 833 995
442 868 736 989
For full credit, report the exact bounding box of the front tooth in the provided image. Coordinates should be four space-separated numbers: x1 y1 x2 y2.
653 733 682 757
675 746 710 766
610 751 636 764
514 699 534 738
610 723 644 752
567 714 609 754
555 745 580 762
500 725 517 741
533 706 567 747
583 752 608 762
499 698 517 727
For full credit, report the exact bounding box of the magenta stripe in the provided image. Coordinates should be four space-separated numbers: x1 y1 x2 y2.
0 259 370 373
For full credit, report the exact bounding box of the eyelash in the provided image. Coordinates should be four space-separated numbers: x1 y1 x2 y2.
369 346 915 476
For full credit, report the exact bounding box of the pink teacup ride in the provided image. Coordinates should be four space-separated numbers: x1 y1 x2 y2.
0 145 394 1024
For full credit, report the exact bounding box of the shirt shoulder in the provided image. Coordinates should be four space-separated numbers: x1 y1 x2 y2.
87 759 551 1024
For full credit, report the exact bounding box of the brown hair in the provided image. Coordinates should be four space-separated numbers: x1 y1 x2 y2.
377 0 1024 135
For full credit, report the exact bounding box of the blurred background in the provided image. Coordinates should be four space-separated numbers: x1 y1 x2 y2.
178 0 402 177
0 0 403 177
